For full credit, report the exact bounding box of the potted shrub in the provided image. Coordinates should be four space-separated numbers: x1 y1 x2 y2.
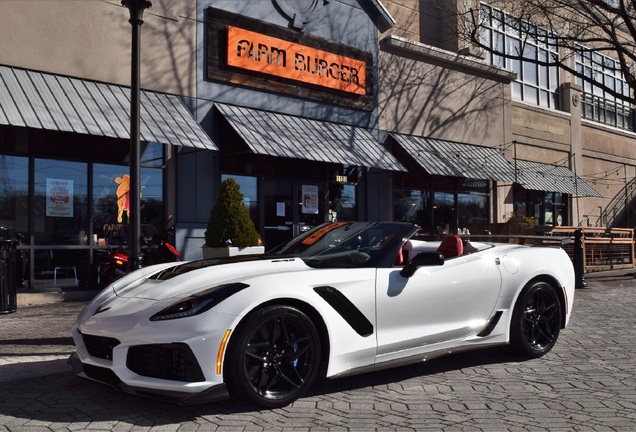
202 178 264 258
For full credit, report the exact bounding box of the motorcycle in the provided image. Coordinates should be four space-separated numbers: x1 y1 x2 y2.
96 216 181 287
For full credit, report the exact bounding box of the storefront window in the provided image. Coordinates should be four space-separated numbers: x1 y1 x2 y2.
1 139 168 290
394 188 431 226
141 142 165 166
93 164 164 246
298 183 325 230
328 183 356 221
33 158 88 245
394 182 490 237
514 185 567 226
457 193 489 233
32 159 89 289
434 192 455 234
0 155 28 237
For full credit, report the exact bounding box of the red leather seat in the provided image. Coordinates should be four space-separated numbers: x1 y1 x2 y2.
437 235 463 259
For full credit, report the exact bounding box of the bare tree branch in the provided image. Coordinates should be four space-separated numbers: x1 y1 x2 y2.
448 0 636 103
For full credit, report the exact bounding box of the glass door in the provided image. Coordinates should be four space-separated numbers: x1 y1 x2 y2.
263 180 325 250
263 180 293 250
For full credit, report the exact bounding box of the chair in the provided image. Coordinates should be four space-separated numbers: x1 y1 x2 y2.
53 266 78 288
436 235 463 259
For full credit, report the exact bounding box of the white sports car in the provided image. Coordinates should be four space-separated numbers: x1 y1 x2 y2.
70 222 575 408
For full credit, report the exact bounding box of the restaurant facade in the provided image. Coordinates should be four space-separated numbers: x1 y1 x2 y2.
0 0 617 291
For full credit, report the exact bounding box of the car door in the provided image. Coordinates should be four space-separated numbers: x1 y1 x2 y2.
375 252 502 358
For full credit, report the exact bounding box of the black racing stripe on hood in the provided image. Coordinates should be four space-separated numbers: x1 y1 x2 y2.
313 286 373 337
150 254 281 281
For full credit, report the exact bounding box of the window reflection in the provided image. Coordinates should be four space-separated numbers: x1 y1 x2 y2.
93 164 164 246
1 143 166 290
33 159 88 245
393 186 489 237
0 155 28 237
329 183 356 221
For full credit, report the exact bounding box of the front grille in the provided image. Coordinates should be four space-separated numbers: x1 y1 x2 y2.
127 343 205 383
82 333 121 360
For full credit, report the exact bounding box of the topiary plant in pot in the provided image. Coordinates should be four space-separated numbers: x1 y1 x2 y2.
202 178 264 258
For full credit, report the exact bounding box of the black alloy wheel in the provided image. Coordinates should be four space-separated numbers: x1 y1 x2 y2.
510 281 562 358
225 305 322 408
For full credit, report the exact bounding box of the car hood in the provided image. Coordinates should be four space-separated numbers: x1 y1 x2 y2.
112 256 308 301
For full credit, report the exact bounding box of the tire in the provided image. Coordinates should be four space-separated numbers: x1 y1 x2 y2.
510 281 562 358
225 305 322 408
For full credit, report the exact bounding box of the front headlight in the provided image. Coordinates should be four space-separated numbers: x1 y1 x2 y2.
150 282 249 321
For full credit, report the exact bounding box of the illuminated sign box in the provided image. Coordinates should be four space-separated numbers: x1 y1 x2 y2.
226 26 366 95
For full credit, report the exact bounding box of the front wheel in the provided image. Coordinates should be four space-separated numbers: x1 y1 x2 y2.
225 305 322 408
510 281 562 358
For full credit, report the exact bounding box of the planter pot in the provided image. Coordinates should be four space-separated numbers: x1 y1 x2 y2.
202 246 265 259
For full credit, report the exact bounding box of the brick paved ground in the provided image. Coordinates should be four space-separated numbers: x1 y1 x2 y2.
0 270 635 431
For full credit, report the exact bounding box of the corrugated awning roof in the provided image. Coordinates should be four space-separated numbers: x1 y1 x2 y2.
0 65 217 150
389 133 517 182
216 103 406 171
515 159 602 197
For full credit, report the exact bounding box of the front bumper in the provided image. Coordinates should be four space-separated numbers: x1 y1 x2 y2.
68 352 229 405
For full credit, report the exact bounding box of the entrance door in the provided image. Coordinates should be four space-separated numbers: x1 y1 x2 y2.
262 180 325 250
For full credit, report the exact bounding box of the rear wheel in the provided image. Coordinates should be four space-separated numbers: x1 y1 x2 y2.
225 305 321 408
510 281 562 358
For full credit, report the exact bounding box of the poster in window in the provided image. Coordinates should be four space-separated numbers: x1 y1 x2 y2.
46 178 73 217
276 202 286 217
302 185 319 214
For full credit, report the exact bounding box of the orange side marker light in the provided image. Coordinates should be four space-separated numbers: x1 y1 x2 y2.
216 330 232 375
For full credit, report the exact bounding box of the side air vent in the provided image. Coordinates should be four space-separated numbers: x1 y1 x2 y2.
477 311 503 337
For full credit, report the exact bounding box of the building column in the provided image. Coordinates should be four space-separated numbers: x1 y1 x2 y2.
497 79 514 224
562 82 583 225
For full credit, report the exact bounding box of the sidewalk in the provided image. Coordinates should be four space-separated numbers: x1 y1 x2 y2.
11 265 636 307
15 287 98 307
582 266 636 288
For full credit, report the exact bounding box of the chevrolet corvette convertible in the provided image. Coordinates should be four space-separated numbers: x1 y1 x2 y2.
70 221 575 408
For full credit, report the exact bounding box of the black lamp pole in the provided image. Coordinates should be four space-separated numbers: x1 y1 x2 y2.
122 0 151 271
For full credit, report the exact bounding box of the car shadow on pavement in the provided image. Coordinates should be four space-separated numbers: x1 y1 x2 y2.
308 345 524 397
0 344 531 424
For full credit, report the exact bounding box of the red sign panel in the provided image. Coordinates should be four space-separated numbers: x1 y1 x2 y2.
226 26 366 95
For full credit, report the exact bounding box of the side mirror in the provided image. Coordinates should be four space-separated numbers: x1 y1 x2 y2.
400 252 444 278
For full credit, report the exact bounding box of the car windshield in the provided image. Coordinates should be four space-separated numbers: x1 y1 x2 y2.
267 222 418 268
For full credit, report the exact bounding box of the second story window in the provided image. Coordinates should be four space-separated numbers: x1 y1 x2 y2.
575 47 633 131
479 3 560 109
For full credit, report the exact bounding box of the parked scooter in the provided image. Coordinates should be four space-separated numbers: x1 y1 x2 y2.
96 216 181 287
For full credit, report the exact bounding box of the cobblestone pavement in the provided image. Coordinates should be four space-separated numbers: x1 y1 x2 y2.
1 270 635 431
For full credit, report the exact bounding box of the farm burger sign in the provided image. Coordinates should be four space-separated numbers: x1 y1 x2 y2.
227 26 366 95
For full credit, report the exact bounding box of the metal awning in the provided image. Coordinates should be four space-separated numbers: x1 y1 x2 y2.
389 133 517 181
515 159 602 197
0 65 217 150
216 103 406 171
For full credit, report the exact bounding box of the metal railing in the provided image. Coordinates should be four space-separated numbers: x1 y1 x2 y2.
579 205 603 227
552 226 634 271
580 93 634 132
600 176 636 228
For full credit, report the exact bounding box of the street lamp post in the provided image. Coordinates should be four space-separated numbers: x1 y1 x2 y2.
121 0 151 271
